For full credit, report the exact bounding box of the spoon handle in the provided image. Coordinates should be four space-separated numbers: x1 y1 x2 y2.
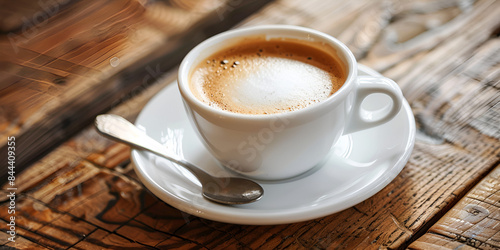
94 114 212 182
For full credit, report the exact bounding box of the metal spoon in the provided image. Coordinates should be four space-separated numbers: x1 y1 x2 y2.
94 114 263 205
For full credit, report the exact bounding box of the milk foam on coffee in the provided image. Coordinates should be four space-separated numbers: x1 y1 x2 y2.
189 37 346 114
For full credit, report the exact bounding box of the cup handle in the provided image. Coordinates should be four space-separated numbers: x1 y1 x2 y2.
343 75 403 134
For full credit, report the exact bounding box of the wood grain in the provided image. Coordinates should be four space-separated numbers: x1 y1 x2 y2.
0 196 95 249
71 229 152 249
410 164 500 249
1 0 499 249
0 68 176 247
0 229 50 249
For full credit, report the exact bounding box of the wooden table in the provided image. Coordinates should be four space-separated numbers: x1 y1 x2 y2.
1 0 499 248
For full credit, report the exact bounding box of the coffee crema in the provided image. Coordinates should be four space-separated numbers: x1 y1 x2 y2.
189 36 346 114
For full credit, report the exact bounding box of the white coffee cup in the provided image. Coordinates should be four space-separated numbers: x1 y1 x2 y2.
178 25 403 180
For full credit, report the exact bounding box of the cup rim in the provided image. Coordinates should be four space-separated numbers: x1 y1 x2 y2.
178 25 357 120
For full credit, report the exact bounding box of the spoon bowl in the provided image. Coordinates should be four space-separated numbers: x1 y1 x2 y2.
202 177 264 204
95 114 263 205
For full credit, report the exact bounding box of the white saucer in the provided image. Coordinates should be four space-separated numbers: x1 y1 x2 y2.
131 65 416 225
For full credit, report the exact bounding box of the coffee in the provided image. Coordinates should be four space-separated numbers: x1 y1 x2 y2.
189 36 346 114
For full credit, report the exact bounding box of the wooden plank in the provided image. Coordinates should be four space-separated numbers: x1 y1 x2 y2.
409 233 478 250
0 196 95 249
71 229 152 249
0 67 176 246
409 164 500 249
0 230 50 249
65 171 158 232
0 67 176 198
115 220 202 248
